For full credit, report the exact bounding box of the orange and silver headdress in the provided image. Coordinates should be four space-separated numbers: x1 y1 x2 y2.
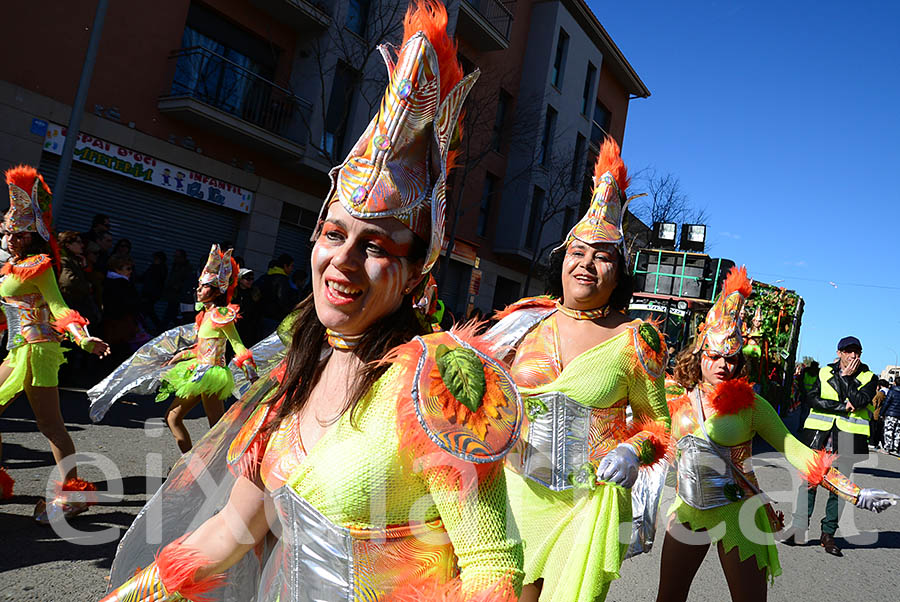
315 0 479 273
694 266 752 357
558 137 631 255
4 165 53 242
199 244 237 300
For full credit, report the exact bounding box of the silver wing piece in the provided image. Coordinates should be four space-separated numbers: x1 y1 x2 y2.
229 330 286 399
87 323 197 422
106 374 281 601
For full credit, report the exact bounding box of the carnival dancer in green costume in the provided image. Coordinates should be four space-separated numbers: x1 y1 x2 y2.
0 165 110 523
656 266 897 602
157 244 255 452
485 137 671 602
98 3 524 601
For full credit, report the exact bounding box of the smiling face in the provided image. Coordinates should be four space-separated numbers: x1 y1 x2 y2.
560 240 619 310
311 203 424 336
700 350 739 386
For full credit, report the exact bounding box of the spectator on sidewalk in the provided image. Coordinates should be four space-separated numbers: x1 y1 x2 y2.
255 253 298 332
110 237 133 265
232 267 263 346
101 256 141 368
139 250 168 333
882 379 900 455
57 231 101 326
162 249 194 328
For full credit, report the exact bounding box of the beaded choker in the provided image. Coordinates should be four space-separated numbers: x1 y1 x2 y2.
555 301 610 320
326 330 364 350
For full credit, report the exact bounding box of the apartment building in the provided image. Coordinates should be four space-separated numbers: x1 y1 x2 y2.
0 0 647 314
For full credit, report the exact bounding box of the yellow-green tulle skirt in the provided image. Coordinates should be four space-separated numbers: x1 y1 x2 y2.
0 342 67 405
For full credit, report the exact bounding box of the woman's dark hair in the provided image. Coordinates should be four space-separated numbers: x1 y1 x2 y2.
108 255 134 273
543 245 634 312
113 238 132 253
673 347 749 390
269 234 428 429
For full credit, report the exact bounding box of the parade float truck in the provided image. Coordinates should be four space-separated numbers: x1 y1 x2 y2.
627 247 804 415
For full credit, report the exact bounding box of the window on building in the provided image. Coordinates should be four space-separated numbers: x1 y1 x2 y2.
492 275 521 312
551 29 569 89
173 4 278 121
477 174 497 237
346 0 370 36
581 147 598 211
591 100 612 146
324 61 356 159
525 186 545 250
582 62 596 115
572 133 586 186
538 106 557 166
491 90 511 153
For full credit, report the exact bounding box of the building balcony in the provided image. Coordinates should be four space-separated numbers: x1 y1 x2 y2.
457 0 513 51
159 46 313 162
250 0 331 32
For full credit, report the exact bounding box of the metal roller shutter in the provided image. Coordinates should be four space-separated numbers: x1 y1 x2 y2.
38 153 242 273
273 221 313 277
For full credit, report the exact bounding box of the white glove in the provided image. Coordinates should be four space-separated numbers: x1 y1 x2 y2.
856 488 899 513
596 444 640 488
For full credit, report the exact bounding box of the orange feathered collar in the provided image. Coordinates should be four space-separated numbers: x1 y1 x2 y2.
1 254 51 280
706 378 756 415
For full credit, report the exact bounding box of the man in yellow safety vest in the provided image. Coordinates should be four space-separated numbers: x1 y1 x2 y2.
783 336 876 555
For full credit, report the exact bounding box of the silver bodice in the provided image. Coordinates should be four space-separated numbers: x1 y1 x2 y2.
675 434 741 510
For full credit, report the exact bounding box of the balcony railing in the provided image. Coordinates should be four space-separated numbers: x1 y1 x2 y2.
462 0 513 41
161 46 312 150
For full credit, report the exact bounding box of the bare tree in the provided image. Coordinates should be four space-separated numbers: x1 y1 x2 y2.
629 168 708 242
520 141 583 293
295 0 408 164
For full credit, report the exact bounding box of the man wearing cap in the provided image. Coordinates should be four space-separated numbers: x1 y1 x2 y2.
784 336 877 555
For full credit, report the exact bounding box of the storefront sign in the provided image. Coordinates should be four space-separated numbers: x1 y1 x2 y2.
43 122 252 213
441 237 479 266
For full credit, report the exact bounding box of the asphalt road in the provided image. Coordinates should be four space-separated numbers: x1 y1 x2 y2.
1 390 899 602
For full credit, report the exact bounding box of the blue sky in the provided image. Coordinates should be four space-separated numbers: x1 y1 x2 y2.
594 0 900 374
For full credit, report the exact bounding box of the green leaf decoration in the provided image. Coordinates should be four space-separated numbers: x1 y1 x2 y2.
637 439 657 465
639 323 661 353
436 343 486 413
568 462 598 490
524 397 548 420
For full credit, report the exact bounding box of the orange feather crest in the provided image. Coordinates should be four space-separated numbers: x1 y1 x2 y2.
722 265 752 298
593 136 630 193
402 0 463 103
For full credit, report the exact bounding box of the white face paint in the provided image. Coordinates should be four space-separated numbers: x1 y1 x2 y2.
560 240 619 310
311 203 424 335
700 350 739 386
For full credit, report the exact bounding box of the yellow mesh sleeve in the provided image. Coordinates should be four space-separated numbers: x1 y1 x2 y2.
33 267 73 321
221 321 248 356
623 357 671 464
750 396 818 472
426 466 524 596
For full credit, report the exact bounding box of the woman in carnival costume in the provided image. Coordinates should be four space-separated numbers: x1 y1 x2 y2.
485 138 671 602
656 266 897 602
98 2 524 600
0 165 110 523
157 244 255 452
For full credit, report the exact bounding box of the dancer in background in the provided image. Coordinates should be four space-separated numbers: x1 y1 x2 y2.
0 165 109 523
486 137 670 602
98 3 524 601
656 266 896 602
88 245 256 453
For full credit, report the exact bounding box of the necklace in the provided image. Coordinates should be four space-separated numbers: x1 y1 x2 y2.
555 301 610 320
326 329 364 350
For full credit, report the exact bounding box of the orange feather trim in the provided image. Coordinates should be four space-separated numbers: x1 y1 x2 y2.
593 136 630 193
801 449 837 488
493 296 557 321
60 476 97 492
53 309 89 333
0 253 52 280
708 378 756 415
225 257 239 304
155 534 226 602
385 573 518 602
233 349 253 368
625 418 673 466
5 164 51 195
381 327 506 497
402 0 463 103
722 265 752 298
0 467 14 500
